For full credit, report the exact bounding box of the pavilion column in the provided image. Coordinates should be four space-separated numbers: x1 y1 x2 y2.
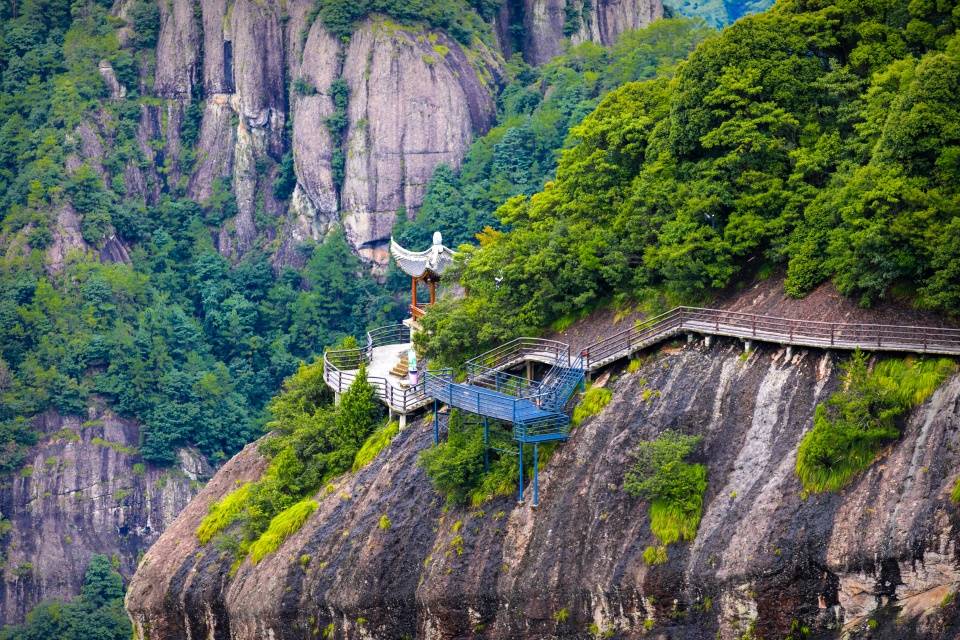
429 279 436 305
411 276 417 309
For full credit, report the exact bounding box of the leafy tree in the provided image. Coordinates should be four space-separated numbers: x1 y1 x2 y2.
128 0 160 49
0 555 130 640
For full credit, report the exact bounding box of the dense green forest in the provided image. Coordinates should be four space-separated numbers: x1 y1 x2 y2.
0 0 402 472
0 555 130 640
419 0 960 366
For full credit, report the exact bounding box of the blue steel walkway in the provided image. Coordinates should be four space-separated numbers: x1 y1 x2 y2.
423 339 586 505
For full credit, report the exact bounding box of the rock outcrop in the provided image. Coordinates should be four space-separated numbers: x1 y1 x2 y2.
337 19 500 264
505 0 664 65
126 340 960 639
147 2 502 266
0 407 209 625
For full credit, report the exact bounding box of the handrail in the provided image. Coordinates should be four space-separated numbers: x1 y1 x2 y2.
322 323 428 413
325 306 958 427
579 306 960 370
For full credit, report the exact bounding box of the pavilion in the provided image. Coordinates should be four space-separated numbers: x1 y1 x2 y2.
390 231 456 321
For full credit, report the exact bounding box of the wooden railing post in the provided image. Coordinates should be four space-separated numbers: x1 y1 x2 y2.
830 326 834 346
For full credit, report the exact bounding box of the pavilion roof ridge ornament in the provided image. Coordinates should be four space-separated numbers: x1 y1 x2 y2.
389 231 456 280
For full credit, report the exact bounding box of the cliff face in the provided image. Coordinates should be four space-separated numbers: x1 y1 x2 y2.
125 339 960 639
140 0 503 267
503 0 664 65
123 0 666 267
0 406 209 625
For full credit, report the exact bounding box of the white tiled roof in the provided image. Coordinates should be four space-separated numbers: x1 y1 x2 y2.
390 232 456 278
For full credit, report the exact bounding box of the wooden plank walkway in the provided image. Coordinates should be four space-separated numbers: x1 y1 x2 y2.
580 307 960 372
325 306 960 420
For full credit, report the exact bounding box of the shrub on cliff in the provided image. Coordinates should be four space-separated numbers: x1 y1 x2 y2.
796 352 956 493
196 362 384 562
420 410 552 506
624 431 707 564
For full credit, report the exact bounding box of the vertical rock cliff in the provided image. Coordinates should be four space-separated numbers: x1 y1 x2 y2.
500 0 664 65
140 0 504 268
0 406 208 625
125 339 960 639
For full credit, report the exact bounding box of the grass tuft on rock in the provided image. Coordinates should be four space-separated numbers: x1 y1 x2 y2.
572 386 612 426
624 431 707 562
352 421 400 472
196 482 254 544
249 498 319 564
796 352 955 493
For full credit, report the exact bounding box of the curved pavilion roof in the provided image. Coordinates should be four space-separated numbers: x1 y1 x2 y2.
390 231 456 279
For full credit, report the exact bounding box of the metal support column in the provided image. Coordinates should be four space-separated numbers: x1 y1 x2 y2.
433 399 439 445
483 417 489 472
517 442 524 503
532 444 539 507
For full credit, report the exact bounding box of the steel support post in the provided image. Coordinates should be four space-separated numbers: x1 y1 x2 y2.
532 444 539 507
517 442 524 503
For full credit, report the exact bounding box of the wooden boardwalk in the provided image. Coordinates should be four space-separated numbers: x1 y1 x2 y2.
580 307 960 372
324 306 960 421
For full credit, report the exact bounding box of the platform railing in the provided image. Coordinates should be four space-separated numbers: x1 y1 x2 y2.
579 307 960 370
423 370 571 429
465 337 570 381
323 323 428 413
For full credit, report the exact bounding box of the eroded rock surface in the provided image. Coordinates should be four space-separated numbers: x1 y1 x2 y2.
510 0 664 65
0 407 208 625
148 4 502 265
126 340 960 639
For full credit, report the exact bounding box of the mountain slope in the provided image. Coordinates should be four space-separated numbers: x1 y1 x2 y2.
126 339 960 639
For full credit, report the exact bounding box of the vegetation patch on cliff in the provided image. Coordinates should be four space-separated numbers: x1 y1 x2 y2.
420 410 556 506
195 361 383 563
572 385 612 426
249 498 320 564
796 352 956 493
624 431 707 564
197 482 254 545
305 0 496 44
353 421 400 471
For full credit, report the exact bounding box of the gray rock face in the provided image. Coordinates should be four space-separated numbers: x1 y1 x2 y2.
153 0 200 99
338 19 500 264
0 407 208 625
148 4 501 265
517 0 664 65
45 203 88 273
125 340 960 639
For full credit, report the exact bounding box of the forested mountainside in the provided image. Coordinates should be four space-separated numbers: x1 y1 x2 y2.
125 0 960 638
419 0 960 366
0 0 728 629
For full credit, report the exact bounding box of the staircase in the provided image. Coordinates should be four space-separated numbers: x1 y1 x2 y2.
389 352 409 378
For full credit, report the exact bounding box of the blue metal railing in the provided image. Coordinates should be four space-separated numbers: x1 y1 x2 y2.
423 352 584 443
